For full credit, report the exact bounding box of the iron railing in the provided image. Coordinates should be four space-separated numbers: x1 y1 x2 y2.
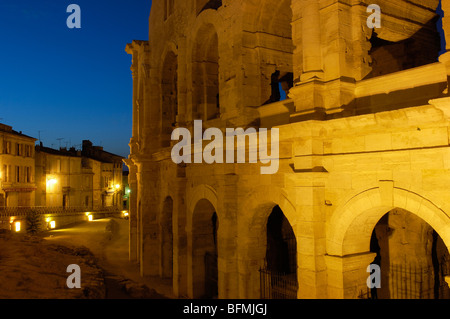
259 268 298 299
389 262 450 299
359 261 450 299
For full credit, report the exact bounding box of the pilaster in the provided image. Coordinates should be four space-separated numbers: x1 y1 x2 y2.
325 252 376 299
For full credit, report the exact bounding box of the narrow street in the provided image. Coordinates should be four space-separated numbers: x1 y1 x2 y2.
43 217 174 299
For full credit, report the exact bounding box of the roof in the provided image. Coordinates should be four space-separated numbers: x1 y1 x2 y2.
0 123 37 141
35 141 124 164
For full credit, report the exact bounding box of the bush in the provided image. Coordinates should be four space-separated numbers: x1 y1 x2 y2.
26 211 42 235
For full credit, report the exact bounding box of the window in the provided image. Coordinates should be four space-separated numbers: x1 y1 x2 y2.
16 143 24 156
25 167 31 183
15 166 20 183
24 145 32 157
103 176 111 188
3 141 11 154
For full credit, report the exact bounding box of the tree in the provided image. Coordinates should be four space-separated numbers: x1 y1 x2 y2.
26 211 42 235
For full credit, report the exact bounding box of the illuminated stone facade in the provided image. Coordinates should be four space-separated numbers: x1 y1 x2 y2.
0 124 36 208
35 140 124 210
126 0 450 299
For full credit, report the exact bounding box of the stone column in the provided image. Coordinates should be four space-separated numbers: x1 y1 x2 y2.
289 0 325 118
173 172 187 298
125 42 141 159
216 175 239 299
289 0 369 117
298 0 324 82
124 159 138 262
295 189 328 299
325 252 376 299
136 159 161 277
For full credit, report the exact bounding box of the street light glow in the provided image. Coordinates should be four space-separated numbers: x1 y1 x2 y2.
46 178 57 186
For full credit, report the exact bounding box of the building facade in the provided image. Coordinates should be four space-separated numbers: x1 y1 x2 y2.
35 140 124 210
126 0 450 299
0 124 37 208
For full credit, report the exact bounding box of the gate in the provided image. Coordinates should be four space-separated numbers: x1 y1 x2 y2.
389 261 450 299
259 268 298 299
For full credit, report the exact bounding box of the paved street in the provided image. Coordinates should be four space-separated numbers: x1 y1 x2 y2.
44 217 174 299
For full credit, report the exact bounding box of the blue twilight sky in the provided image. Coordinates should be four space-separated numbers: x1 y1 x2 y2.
0 0 152 158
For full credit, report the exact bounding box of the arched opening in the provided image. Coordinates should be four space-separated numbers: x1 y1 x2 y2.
365 0 442 79
326 187 450 299
196 0 222 16
260 205 298 299
161 51 178 147
160 197 173 279
192 24 220 121
369 208 450 299
191 199 218 298
256 0 294 105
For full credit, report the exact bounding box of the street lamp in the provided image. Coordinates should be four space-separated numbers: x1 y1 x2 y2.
46 178 57 187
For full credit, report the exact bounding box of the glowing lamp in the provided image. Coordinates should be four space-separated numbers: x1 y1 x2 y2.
115 184 121 190
49 221 56 229
88 214 93 221
14 221 21 232
46 178 57 186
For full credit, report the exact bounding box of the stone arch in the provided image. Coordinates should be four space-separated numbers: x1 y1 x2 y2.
363 0 442 79
326 186 450 257
325 185 450 298
241 0 294 105
237 187 298 298
191 24 220 121
187 11 225 122
187 184 219 227
186 184 219 298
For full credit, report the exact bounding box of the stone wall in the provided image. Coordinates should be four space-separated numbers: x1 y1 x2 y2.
125 0 450 299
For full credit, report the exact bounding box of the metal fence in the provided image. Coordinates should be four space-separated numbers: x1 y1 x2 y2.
389 262 450 299
259 268 298 299
359 260 450 299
